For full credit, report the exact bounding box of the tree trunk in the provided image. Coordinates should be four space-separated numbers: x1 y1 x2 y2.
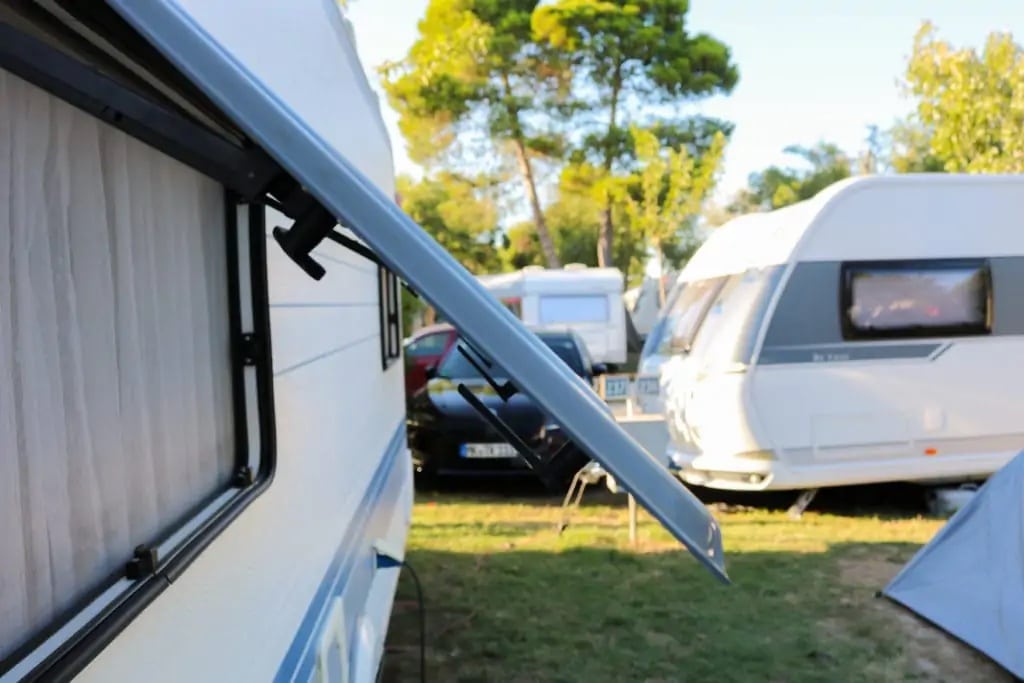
598 69 622 269
597 205 613 267
511 138 560 268
655 243 667 307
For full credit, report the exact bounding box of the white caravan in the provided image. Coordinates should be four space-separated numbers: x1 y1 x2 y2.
478 265 628 366
0 4 411 681
1 1 727 681
661 175 1024 492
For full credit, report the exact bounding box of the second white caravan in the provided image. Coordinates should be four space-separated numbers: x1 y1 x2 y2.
662 174 1024 491
477 266 628 367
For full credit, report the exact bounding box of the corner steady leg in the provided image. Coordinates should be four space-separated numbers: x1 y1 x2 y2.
787 488 819 520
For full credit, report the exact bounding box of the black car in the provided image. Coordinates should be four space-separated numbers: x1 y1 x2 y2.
407 330 606 489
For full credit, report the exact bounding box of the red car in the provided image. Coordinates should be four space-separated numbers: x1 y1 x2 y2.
403 323 458 397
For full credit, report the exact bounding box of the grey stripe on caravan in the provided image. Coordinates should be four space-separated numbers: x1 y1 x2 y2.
758 342 946 365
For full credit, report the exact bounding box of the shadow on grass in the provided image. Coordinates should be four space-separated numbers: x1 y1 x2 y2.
416 475 935 519
380 540 1008 683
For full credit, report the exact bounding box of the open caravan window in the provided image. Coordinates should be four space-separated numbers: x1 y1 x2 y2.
101 0 728 603
841 260 992 339
0 9 275 681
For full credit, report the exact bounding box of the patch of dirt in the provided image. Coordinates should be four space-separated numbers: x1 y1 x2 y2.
836 557 1014 683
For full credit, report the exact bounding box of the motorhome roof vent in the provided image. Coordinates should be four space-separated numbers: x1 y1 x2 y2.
523 265 545 272
563 263 588 270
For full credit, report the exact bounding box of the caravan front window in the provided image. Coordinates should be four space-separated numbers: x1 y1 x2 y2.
538 295 609 324
664 277 728 353
842 260 992 339
688 266 785 371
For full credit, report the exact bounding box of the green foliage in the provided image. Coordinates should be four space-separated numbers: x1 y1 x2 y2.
397 172 503 275
743 142 853 211
381 0 567 267
902 22 1024 173
613 126 726 254
887 119 946 173
533 0 738 265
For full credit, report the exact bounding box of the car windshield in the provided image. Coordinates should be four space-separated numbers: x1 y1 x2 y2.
438 335 584 379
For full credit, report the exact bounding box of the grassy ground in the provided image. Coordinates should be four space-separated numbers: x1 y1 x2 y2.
381 486 1008 683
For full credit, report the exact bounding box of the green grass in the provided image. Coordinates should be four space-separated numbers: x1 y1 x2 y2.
382 491 1008 683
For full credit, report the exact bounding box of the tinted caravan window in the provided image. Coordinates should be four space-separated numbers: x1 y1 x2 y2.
842 260 991 339
538 295 609 324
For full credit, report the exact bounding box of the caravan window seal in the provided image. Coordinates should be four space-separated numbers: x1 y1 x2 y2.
839 258 993 341
0 71 277 683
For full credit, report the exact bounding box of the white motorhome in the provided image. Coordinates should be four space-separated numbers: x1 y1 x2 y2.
1 2 727 681
661 174 1024 493
478 265 628 366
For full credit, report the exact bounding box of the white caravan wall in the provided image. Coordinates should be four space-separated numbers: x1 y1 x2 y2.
0 71 233 659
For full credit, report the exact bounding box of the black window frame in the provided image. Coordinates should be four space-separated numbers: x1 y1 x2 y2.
840 258 994 341
0 17 277 683
379 265 402 368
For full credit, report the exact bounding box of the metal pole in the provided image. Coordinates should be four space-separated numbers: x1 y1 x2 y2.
628 493 638 546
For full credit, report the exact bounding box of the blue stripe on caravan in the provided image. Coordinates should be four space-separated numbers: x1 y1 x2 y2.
274 422 408 683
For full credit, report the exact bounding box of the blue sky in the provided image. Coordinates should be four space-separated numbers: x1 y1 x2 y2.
347 0 1024 200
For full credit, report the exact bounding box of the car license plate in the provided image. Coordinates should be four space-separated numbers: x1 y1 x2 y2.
461 442 518 459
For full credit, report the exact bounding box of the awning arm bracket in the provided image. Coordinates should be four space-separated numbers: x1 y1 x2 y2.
268 186 418 296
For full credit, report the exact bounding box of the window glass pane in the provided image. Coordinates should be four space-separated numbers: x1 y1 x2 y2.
0 72 234 659
688 266 784 371
640 280 684 359
846 263 989 333
406 333 448 357
660 277 727 354
538 295 609 324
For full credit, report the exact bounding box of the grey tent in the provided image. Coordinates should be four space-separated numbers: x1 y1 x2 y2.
883 451 1024 678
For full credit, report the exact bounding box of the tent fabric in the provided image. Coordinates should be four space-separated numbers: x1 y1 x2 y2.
0 70 234 659
883 451 1024 678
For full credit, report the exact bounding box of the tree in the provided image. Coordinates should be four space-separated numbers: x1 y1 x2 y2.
903 22 1024 173
381 0 566 267
613 126 726 303
746 142 852 211
397 172 503 275
886 118 946 173
534 0 738 267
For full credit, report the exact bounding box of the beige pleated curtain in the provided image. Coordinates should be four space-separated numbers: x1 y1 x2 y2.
0 70 235 659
